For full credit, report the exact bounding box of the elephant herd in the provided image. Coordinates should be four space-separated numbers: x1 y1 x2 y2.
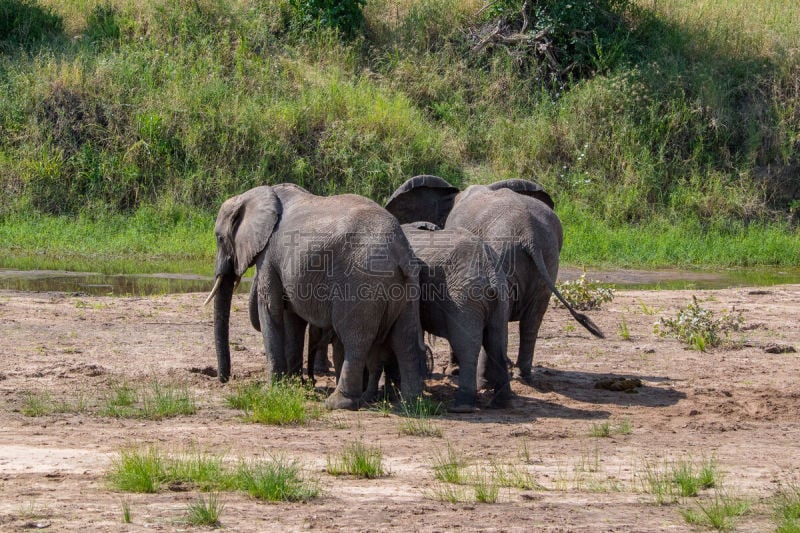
205 176 604 412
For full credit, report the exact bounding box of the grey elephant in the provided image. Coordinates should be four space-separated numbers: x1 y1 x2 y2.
385 175 604 383
205 183 427 410
401 222 511 412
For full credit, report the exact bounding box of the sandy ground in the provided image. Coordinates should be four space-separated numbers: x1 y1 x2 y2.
0 284 798 531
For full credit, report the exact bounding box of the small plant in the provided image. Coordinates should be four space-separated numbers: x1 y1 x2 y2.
617 315 631 340
102 380 196 419
234 457 320 502
21 391 86 416
553 273 615 311
681 492 750 531
290 0 366 37
108 446 166 493
491 463 544 491
121 500 131 524
472 467 499 503
398 396 443 437
186 493 224 527
654 296 743 351
327 440 385 479
432 444 468 484
590 419 632 438
672 458 718 497
226 378 319 425
774 483 800 532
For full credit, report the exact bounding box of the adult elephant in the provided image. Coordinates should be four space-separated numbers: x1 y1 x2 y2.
385 175 604 383
400 222 511 412
205 183 427 410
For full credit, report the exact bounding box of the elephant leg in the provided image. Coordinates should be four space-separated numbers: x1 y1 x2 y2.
283 311 306 378
332 337 344 383
515 295 550 384
447 329 482 413
483 319 512 409
387 304 426 404
445 349 460 376
259 304 287 381
361 345 387 404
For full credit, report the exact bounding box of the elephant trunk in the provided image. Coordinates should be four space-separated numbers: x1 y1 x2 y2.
212 274 237 383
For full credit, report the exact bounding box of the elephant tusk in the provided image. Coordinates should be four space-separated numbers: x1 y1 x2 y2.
204 276 223 306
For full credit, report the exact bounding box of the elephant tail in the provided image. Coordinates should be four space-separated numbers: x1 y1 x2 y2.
522 242 605 339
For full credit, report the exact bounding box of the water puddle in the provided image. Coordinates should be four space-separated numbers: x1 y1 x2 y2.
1 267 798 296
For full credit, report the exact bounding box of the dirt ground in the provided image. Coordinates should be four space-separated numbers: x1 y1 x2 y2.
0 284 798 531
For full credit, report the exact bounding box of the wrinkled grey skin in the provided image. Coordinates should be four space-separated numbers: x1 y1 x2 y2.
401 222 511 412
385 176 604 383
208 184 427 410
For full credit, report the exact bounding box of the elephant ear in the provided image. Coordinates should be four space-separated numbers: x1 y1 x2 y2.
385 175 459 227
216 186 282 277
488 179 555 210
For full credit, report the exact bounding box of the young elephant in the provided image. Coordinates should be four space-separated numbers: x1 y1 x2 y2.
205 184 428 410
401 222 511 412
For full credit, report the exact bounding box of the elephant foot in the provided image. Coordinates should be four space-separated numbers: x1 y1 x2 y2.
447 402 477 414
325 389 361 411
513 367 535 386
488 385 513 409
448 391 477 413
314 357 333 375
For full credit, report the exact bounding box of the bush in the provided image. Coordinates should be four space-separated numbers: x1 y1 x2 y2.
654 296 743 351
553 273 615 310
290 0 366 37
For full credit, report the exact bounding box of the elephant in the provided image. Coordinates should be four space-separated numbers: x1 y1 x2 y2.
205 183 428 410
385 175 604 383
400 221 511 412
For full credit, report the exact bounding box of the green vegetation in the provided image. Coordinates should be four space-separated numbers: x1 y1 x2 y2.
1 0 799 270
397 395 443 437
681 492 750 531
638 457 721 505
225 378 321 425
326 440 386 478
19 380 195 419
775 484 800 533
101 380 196 419
589 418 632 438
185 493 224 528
553 273 615 310
121 500 131 524
654 296 743 351
107 446 319 501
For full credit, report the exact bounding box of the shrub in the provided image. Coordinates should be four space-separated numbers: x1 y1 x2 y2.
290 0 366 37
553 273 615 310
654 296 743 351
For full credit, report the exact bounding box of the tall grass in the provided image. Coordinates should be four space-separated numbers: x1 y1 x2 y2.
1 0 798 270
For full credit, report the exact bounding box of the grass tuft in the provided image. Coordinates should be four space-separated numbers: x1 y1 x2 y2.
226 378 320 425
327 440 385 479
234 458 320 502
186 493 224 528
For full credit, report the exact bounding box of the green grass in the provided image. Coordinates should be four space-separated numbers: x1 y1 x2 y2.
234 458 320 502
432 444 468 484
21 391 86 417
326 440 386 479
106 446 319 501
101 380 196 419
225 378 321 425
397 395 443 437
638 457 721 505
590 419 632 438
681 492 750 531
121 500 131 524
185 493 224 527
775 484 800 533
1 0 799 272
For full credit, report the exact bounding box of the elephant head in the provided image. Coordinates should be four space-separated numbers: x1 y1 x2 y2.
384 175 460 227
205 186 282 382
